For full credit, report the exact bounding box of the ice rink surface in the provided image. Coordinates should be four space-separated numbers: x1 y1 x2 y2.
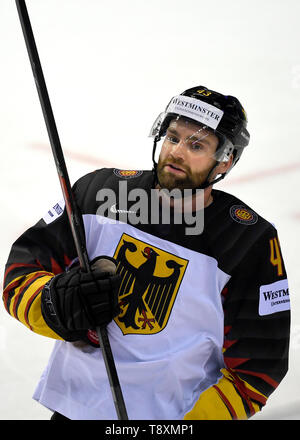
0 0 299 420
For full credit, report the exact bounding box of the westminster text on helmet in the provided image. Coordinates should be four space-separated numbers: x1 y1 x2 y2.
166 95 224 130
170 98 221 121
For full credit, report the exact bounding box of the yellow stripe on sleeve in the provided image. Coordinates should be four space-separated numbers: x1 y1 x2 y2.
184 385 233 420
184 368 267 420
9 272 63 340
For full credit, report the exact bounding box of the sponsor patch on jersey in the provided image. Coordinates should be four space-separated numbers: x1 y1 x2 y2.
113 169 143 179
230 205 258 225
113 233 188 335
259 279 290 316
42 199 65 224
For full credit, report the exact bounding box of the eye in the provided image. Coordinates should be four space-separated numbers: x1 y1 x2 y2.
166 135 179 144
189 142 204 151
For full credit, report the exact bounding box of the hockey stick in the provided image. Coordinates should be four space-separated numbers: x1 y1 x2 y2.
15 0 128 420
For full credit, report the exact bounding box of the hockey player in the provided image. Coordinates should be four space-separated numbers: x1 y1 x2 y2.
3 86 290 420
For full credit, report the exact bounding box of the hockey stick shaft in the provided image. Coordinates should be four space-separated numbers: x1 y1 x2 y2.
15 0 128 420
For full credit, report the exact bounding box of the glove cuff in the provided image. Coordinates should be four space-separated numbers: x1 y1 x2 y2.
41 276 85 342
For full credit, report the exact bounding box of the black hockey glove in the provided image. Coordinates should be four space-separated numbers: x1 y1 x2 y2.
41 257 121 341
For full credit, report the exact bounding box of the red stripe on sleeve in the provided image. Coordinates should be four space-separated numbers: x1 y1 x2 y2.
4 263 43 285
213 385 237 419
234 368 279 389
11 272 53 320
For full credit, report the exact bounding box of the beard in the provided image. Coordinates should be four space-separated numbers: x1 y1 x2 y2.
156 156 214 191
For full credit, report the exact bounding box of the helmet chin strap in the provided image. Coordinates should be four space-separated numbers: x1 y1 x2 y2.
198 163 226 190
151 136 159 187
151 136 226 192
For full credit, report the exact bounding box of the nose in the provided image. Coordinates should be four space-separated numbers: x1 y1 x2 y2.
169 139 186 160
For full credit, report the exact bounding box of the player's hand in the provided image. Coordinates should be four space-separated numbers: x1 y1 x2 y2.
41 257 121 337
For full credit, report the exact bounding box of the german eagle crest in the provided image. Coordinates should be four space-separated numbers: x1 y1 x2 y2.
113 233 188 335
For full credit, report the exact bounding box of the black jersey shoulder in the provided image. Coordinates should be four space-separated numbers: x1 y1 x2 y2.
72 168 153 215
203 189 278 273
209 188 276 234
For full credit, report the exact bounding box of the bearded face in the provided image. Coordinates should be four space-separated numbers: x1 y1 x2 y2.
156 118 219 191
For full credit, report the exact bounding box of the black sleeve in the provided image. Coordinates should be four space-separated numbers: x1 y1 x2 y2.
222 224 290 407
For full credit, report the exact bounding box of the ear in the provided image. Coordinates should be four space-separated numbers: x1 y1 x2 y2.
214 154 233 175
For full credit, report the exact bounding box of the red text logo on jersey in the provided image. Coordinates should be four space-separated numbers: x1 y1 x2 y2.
113 233 188 335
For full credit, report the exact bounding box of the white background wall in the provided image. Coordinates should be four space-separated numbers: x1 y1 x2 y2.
0 0 299 419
